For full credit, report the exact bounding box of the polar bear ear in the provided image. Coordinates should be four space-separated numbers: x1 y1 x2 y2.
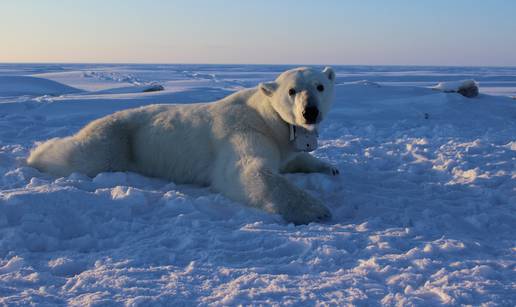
259 82 278 97
323 67 335 82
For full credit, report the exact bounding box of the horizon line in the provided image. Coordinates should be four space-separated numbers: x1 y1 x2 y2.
1 61 515 69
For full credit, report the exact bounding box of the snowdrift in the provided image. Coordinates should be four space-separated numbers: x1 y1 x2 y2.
0 76 82 97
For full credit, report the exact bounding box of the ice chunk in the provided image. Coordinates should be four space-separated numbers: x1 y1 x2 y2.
432 80 479 97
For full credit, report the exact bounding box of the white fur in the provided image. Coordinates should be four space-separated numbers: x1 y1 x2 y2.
27 67 338 224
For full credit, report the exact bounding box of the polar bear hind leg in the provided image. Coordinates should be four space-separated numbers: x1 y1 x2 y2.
27 116 134 177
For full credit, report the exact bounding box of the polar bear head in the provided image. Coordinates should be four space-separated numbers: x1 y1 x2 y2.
259 67 335 130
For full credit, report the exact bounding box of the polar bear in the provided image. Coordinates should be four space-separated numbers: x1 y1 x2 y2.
27 67 338 224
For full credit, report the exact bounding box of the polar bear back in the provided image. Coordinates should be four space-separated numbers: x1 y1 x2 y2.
123 89 266 185
126 103 218 185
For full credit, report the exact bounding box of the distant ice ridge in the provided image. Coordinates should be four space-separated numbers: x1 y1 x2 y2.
182 71 218 82
347 80 381 87
82 71 143 85
82 71 164 92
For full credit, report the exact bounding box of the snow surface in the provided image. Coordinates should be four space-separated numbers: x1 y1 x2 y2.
0 64 515 305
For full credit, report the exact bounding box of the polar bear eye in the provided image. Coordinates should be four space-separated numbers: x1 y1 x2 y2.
288 88 296 96
317 84 324 92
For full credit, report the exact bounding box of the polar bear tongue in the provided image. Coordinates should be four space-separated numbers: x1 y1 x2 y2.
289 124 319 152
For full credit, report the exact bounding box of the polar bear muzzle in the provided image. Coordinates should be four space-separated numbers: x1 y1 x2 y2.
296 90 321 125
303 106 319 124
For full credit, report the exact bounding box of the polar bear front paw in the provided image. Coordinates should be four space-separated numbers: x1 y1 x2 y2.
282 199 332 225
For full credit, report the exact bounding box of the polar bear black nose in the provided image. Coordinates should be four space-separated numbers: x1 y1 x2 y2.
303 106 319 123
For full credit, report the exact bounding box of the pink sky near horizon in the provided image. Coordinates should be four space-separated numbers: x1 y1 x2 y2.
1 0 515 66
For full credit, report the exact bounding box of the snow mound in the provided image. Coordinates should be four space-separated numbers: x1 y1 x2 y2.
432 79 479 97
142 83 165 92
0 76 82 97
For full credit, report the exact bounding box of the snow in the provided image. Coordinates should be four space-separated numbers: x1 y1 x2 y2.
0 64 515 305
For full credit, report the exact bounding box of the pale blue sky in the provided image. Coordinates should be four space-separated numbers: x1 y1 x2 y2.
1 0 515 66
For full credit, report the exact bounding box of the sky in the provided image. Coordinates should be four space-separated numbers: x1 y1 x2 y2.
1 0 515 66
